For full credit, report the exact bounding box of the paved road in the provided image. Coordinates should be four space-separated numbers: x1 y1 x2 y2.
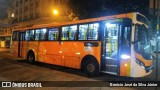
0 50 158 90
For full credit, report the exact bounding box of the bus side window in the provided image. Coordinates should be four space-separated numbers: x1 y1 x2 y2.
40 28 47 40
62 26 69 40
123 27 131 47
88 23 99 40
69 25 77 40
35 29 40 40
12 31 19 41
48 28 59 40
61 25 77 40
30 30 35 41
25 30 30 41
78 24 88 40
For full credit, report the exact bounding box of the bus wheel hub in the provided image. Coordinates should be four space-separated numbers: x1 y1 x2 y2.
87 63 95 72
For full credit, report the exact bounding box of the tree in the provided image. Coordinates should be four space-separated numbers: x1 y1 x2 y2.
68 0 149 19
68 0 102 20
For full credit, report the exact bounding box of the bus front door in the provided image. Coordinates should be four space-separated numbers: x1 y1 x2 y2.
18 32 25 57
101 22 120 75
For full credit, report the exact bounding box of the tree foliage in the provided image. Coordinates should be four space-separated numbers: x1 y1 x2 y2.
68 0 149 20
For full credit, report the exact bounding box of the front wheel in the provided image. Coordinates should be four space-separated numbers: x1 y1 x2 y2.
82 58 99 77
27 52 35 64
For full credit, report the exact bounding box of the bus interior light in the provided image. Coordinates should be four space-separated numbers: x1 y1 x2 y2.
105 23 115 28
121 54 130 60
59 51 62 53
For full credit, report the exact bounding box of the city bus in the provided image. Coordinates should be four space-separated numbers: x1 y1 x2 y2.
11 12 152 77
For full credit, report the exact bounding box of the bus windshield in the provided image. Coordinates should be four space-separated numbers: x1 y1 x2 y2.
136 14 149 26
134 24 151 59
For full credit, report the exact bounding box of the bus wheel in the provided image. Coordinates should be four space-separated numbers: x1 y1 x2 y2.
27 52 35 64
82 58 99 77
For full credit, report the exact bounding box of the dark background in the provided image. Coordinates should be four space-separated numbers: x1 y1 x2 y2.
0 0 150 19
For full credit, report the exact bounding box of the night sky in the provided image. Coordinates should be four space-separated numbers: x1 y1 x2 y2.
68 0 150 19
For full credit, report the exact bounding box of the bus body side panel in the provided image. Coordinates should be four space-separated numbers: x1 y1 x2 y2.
22 41 28 59
11 41 19 57
34 41 101 69
120 59 131 77
39 41 63 65
19 40 25 58
61 41 101 69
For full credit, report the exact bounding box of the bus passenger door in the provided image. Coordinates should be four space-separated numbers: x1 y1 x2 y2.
18 32 25 57
101 22 120 75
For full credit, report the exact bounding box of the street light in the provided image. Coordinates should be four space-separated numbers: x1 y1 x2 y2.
53 9 58 15
11 13 14 18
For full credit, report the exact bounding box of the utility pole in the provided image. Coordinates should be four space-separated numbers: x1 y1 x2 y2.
150 0 160 82
156 0 160 82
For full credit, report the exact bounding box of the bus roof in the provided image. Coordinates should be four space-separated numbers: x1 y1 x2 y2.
15 12 136 31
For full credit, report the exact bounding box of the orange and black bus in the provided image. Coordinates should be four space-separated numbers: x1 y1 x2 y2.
11 12 152 77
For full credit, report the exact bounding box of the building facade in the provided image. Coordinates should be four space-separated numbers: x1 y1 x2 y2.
0 0 71 48
0 27 12 48
13 0 70 26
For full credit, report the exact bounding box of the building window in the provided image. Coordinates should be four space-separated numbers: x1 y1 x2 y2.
20 0 23 4
55 0 58 4
35 12 39 18
16 1 18 7
35 2 39 7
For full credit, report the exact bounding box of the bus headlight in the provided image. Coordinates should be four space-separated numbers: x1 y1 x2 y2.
121 54 130 60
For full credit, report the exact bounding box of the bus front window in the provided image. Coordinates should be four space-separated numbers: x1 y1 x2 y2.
134 24 151 59
120 25 131 59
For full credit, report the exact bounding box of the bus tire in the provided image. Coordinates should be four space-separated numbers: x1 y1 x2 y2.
82 57 99 77
27 51 35 64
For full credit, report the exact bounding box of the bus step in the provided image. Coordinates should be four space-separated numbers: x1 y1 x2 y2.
105 65 117 73
101 71 117 75
105 59 117 65
105 57 116 60
106 64 117 67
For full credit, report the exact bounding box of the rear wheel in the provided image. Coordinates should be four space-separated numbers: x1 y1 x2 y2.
82 57 99 77
27 52 35 64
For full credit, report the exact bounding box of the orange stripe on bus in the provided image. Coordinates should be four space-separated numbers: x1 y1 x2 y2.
134 52 152 67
